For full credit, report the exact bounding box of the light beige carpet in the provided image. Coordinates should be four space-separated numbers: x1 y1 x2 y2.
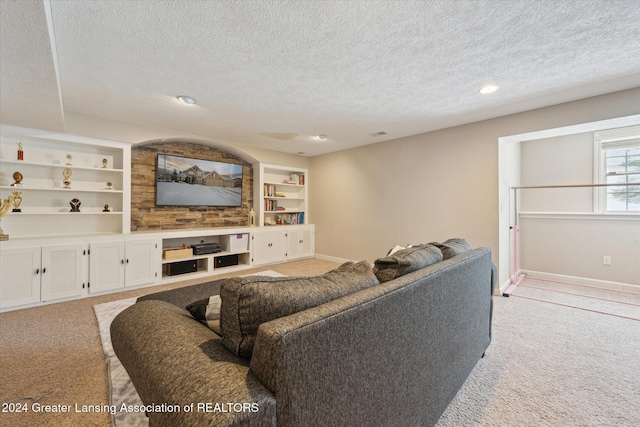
0 258 340 427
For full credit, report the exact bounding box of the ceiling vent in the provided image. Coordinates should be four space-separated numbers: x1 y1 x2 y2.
370 131 387 137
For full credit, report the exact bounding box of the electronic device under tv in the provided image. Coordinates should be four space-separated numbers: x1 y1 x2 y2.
156 154 244 207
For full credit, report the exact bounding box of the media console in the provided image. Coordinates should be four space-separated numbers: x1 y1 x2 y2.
0 224 314 311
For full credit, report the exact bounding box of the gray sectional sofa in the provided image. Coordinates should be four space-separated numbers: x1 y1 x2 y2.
111 242 496 427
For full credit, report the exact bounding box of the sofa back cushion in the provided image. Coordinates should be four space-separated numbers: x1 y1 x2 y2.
220 261 379 357
373 244 443 283
431 238 473 260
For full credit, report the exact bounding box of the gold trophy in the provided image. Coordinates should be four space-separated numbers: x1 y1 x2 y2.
11 171 24 187
0 194 18 240
63 168 72 189
11 191 22 212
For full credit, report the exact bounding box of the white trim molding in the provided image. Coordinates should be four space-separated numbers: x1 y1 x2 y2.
520 270 639 293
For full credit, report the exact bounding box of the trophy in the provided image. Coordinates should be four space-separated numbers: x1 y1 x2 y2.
70 198 81 212
102 158 108 168
103 204 111 212
63 168 72 189
11 171 24 187
17 142 24 161
66 154 73 165
11 192 22 212
0 194 18 240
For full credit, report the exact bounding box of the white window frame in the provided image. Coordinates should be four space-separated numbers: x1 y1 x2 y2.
593 125 640 214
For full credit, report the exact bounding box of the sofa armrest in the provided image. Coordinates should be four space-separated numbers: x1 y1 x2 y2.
111 300 276 427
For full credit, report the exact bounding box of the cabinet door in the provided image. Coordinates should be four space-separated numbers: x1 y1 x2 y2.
125 239 159 287
287 231 302 260
0 247 41 309
269 231 288 264
252 232 272 266
40 244 84 301
89 241 125 293
300 228 315 258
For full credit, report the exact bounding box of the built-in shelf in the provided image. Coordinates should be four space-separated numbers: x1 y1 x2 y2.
254 163 308 226
0 124 131 237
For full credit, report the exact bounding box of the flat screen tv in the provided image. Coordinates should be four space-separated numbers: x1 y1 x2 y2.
156 154 244 207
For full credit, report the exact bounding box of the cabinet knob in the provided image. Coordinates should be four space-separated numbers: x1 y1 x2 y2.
35 268 40 275
42 267 46 274
121 259 125 264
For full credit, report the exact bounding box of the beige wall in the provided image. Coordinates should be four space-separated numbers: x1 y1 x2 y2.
519 216 640 285
310 88 640 288
520 132 594 212
519 131 640 286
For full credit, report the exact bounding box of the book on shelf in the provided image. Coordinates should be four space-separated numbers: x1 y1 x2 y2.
282 174 305 185
265 212 304 225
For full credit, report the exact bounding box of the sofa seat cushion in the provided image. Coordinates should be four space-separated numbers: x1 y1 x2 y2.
220 261 379 358
373 244 443 283
431 238 473 260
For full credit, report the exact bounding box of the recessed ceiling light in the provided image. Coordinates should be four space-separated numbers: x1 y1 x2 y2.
479 85 498 94
315 134 328 140
176 95 197 104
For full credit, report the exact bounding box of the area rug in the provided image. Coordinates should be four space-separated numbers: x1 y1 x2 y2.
93 271 285 427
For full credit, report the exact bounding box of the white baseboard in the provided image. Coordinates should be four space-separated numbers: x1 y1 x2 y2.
314 253 356 264
520 270 639 293
498 278 513 296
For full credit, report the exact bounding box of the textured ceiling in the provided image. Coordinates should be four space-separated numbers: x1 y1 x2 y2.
1 0 639 156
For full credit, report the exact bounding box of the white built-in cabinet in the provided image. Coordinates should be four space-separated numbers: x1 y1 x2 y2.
0 129 315 311
89 241 125 293
287 227 315 260
252 226 315 266
0 243 85 308
41 244 85 301
89 239 159 293
0 237 159 309
0 247 42 308
252 229 288 266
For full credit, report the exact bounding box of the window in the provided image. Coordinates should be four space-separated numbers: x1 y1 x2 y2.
595 126 640 213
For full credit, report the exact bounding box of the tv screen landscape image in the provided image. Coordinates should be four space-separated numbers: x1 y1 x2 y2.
156 154 244 207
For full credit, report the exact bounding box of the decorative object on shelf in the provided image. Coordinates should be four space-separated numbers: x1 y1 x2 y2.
17 142 24 161
105 181 113 190
0 194 18 240
102 158 108 168
249 208 256 226
11 171 24 187
11 191 22 212
63 168 72 189
66 154 73 165
69 198 81 212
103 204 111 212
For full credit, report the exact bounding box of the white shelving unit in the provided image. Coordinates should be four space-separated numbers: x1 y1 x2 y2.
254 162 308 227
0 136 316 311
160 229 252 284
0 125 131 237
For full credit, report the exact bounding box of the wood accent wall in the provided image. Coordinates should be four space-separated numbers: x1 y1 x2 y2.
131 142 253 231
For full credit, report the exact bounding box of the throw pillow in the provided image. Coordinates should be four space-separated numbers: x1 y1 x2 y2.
373 244 443 283
220 261 379 358
186 295 222 336
431 238 473 260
